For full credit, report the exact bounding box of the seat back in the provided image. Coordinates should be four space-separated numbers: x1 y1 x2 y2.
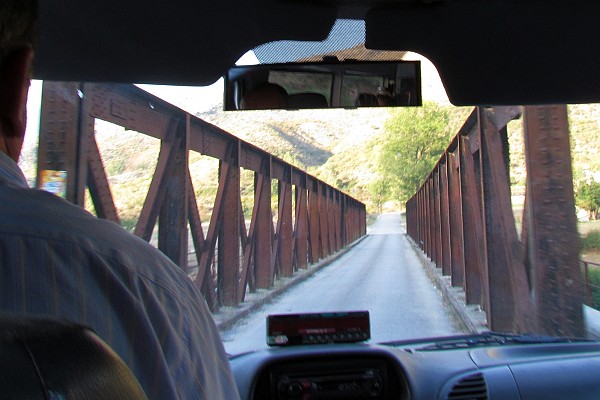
288 92 329 109
0 315 147 399
356 93 379 106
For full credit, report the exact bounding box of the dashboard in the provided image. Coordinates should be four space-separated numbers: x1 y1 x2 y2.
229 339 600 399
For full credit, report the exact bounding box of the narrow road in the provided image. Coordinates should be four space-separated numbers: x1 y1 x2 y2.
220 212 464 355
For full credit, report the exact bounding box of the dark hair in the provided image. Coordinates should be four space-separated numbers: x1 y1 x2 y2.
0 0 38 65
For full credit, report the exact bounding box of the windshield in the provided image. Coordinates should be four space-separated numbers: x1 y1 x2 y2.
22 50 600 356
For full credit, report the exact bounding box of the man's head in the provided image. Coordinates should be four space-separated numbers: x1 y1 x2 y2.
0 0 37 162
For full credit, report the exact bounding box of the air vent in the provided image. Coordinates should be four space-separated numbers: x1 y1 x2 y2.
447 373 488 400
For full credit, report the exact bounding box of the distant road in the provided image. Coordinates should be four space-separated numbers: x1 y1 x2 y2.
220 212 464 355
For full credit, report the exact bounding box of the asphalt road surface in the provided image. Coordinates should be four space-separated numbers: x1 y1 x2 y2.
220 212 464 355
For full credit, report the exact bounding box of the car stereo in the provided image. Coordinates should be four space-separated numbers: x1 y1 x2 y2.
267 311 370 346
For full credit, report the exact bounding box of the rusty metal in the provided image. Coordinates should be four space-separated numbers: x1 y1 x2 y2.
479 108 532 332
459 135 484 305
522 105 584 337
86 134 120 223
134 119 182 241
237 158 268 301
294 183 309 270
279 177 294 277
447 149 465 288
37 82 83 203
217 142 241 306
319 184 330 258
327 189 338 254
439 155 451 277
158 115 189 270
308 181 321 263
255 160 273 289
406 105 584 336
433 171 442 268
37 81 367 311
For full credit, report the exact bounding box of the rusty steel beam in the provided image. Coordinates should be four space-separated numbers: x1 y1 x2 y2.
194 144 235 309
439 156 451 276
448 150 465 287
84 84 172 141
238 159 269 301
331 192 339 252
134 119 181 242
342 197 350 245
428 177 435 261
308 181 321 263
327 189 337 254
479 108 533 333
217 142 241 306
459 135 484 305
275 176 294 278
433 170 442 268
37 82 83 204
255 159 273 289
418 190 422 247
294 183 309 270
187 171 206 273
422 185 427 252
86 134 120 224
319 184 330 258
158 115 190 271
337 193 344 249
522 105 584 337
75 84 96 206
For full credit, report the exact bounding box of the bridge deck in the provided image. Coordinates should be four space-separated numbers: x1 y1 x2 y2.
217 212 465 355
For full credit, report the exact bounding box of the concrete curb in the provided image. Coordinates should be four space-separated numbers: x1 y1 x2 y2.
405 235 488 334
214 236 368 331
405 234 600 339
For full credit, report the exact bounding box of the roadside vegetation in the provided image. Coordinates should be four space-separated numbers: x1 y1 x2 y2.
579 229 600 310
588 268 600 310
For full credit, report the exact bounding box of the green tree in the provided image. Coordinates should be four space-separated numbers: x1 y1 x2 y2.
576 180 600 220
377 102 451 203
368 178 390 213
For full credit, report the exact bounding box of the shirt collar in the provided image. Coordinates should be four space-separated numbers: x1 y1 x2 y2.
0 152 29 189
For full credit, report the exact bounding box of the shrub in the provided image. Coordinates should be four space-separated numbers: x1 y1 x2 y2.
588 269 600 310
581 230 600 252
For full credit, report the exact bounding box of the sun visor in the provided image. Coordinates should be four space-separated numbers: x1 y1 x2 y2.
366 0 600 105
33 0 337 86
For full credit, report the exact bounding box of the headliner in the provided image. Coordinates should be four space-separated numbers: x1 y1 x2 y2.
33 0 600 106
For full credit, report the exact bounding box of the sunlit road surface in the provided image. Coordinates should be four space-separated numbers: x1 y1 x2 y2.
220 212 464 355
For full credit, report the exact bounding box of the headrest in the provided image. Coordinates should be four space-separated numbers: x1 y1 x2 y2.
288 93 329 109
355 93 379 107
0 315 147 399
240 83 289 110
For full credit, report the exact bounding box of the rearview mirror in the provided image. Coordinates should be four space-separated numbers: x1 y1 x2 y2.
224 60 421 110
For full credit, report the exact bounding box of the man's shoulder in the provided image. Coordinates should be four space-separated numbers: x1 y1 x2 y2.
1 184 195 295
2 184 136 245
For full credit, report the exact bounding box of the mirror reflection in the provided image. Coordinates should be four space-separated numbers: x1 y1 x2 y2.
224 61 421 110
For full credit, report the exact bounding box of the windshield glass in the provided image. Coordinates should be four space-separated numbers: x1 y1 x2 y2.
23 49 600 356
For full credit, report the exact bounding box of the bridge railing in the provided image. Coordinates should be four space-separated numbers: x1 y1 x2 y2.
580 260 600 308
37 82 366 311
406 106 585 337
